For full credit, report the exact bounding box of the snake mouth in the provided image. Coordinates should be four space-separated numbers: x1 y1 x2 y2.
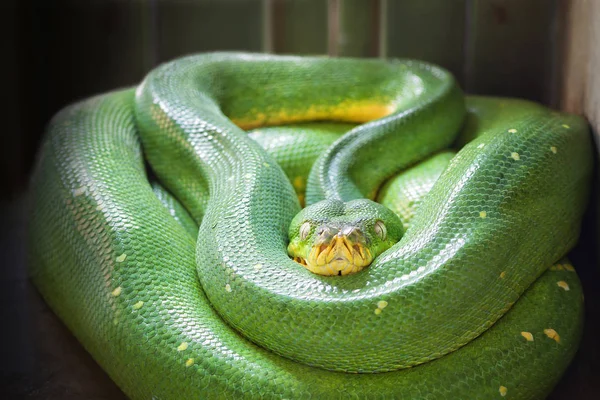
298 234 372 276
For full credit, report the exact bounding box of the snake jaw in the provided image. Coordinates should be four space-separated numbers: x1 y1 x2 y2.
300 229 373 276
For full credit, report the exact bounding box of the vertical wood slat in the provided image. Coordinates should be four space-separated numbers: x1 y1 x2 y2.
383 0 466 86
328 0 340 55
262 0 274 53
271 0 328 54
157 0 264 62
463 0 558 103
558 0 594 117
330 0 380 57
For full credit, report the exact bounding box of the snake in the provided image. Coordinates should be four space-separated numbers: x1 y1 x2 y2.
28 53 592 399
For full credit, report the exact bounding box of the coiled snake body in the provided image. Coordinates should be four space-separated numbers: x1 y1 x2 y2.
29 53 592 399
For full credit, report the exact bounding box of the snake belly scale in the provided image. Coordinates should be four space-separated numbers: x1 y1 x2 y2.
29 53 591 399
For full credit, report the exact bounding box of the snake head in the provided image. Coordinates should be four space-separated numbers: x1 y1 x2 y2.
288 199 403 276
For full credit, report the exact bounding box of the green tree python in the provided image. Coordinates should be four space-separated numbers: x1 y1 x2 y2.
29 53 592 399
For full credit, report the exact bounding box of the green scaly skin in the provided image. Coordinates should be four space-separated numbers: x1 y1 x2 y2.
29 53 591 399
247 122 352 202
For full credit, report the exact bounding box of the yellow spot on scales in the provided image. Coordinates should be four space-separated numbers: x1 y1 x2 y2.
254 263 263 271
185 358 195 367
521 331 534 342
116 253 127 263
550 146 558 154
500 271 506 279
479 211 487 219
511 152 520 161
544 328 560 343
477 143 486 149
557 281 570 291
562 124 570 129
262 162 270 168
133 301 144 310
550 263 575 272
374 300 388 315
177 342 189 351
111 287 122 297
499 386 508 396
225 284 232 292
508 128 517 133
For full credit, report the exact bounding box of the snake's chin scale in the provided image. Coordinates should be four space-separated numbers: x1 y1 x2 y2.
302 235 373 276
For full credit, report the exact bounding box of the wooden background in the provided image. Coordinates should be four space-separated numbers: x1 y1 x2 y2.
3 0 575 194
1 0 598 399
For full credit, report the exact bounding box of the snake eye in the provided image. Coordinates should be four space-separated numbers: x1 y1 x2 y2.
374 220 387 240
299 222 311 240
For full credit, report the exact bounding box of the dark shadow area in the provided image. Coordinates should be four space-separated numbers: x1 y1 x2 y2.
549 132 600 400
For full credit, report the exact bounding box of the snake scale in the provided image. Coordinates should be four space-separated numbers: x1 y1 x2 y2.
29 53 592 399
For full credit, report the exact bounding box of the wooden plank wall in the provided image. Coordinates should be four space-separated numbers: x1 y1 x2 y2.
10 0 567 196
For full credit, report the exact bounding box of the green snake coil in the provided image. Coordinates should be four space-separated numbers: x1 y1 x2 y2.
29 53 592 399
